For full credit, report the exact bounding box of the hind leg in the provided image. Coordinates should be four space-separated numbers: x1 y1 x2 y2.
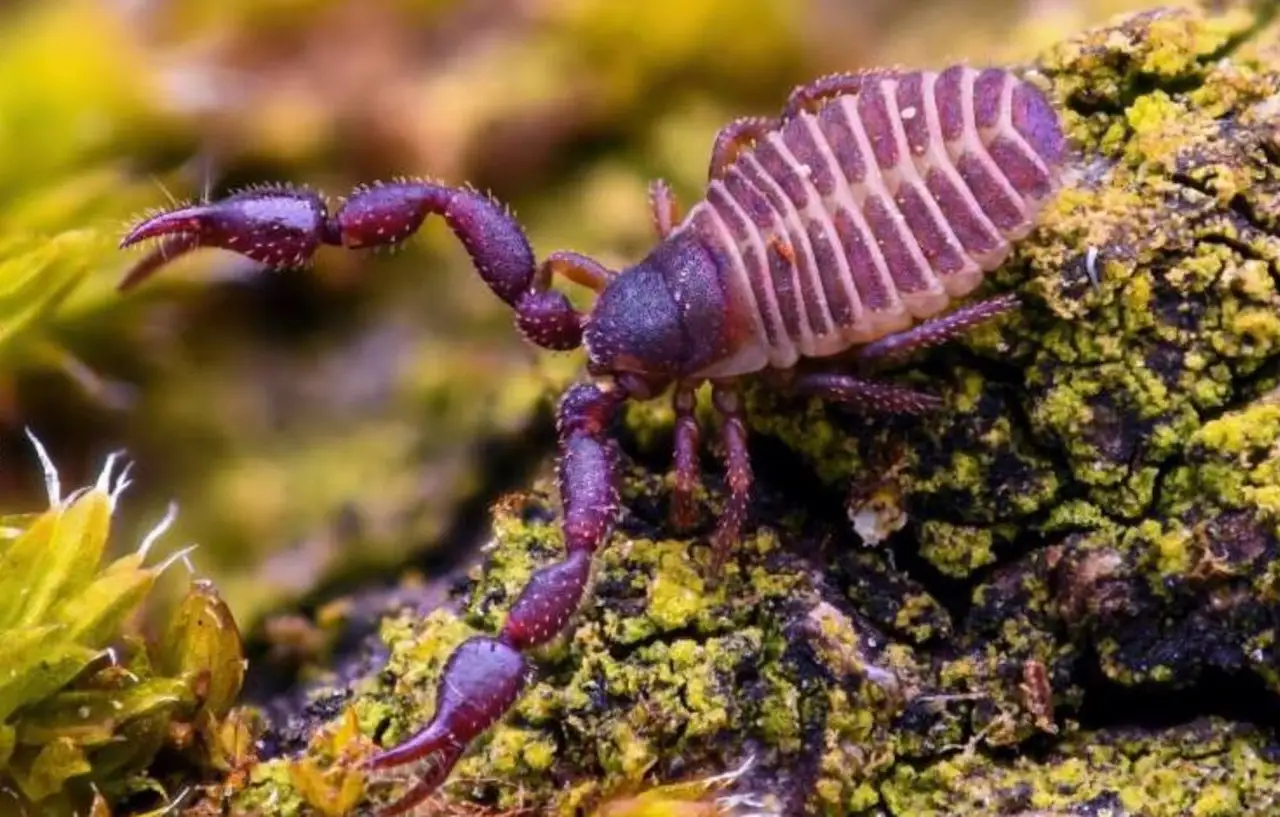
853 293 1020 370
786 371 943 414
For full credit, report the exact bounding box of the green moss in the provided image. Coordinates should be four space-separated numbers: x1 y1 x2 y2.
1124 89 1212 169
0 0 197 426
241 761 309 817
1191 784 1242 816
644 542 715 631
0 445 249 816
1138 519 1195 577
757 667 802 751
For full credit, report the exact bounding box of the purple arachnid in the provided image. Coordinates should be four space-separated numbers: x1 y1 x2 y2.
119 65 1065 814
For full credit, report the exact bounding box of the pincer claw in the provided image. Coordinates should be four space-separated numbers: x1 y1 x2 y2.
117 188 333 289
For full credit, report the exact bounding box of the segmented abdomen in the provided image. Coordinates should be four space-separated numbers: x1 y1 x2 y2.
684 66 1064 376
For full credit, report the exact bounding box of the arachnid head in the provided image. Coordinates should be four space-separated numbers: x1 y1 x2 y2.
584 233 728 384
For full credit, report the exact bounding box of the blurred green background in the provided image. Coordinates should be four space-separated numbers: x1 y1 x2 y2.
0 0 1185 655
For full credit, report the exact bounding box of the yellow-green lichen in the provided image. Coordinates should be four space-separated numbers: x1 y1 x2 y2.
918 522 996 579
883 720 1280 817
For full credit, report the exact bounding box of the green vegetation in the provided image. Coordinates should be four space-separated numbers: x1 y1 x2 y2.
0 445 248 815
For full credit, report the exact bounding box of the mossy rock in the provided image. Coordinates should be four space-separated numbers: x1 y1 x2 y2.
221 5 1280 817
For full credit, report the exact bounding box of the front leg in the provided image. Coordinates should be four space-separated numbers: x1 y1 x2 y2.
367 381 627 815
710 381 753 571
670 382 702 531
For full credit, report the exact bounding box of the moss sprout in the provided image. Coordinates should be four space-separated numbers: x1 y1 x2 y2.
0 439 248 815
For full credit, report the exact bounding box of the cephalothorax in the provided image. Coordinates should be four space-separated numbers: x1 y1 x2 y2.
120 65 1064 814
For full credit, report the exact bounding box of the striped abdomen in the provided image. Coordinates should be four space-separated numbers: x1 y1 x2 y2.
683 66 1065 377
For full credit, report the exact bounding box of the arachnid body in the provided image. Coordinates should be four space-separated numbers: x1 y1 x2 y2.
119 65 1065 814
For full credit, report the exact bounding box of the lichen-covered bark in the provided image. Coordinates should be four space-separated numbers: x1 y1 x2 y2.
223 6 1280 816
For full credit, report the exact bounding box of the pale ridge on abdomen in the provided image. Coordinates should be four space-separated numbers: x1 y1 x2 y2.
738 152 839 352
681 66 1063 376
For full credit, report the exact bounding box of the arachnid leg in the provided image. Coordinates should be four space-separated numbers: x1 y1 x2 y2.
854 293 1020 370
539 250 615 292
710 381 752 571
671 383 702 531
367 381 627 815
783 70 892 119
709 116 778 180
782 294 1020 414
788 372 944 415
119 181 604 350
649 179 682 239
